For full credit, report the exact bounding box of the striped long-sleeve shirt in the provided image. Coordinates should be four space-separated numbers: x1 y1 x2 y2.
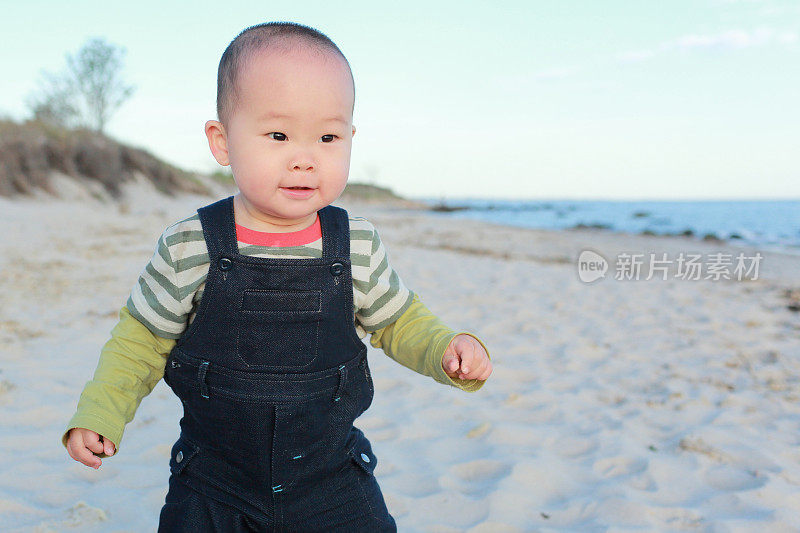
126 210 414 340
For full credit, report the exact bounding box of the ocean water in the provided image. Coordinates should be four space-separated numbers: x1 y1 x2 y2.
416 198 800 255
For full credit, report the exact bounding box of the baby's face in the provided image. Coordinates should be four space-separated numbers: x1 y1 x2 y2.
212 46 355 228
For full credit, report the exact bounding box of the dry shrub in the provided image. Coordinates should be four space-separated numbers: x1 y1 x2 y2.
0 119 209 199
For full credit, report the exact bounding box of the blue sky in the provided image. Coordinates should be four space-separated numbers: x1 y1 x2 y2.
1 0 798 200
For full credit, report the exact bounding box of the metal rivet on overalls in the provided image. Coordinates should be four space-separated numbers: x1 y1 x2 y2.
176 451 183 463
360 453 370 463
330 262 343 276
218 257 233 271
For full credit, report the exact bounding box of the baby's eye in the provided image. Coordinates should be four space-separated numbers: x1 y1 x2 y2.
320 134 337 143
267 132 287 141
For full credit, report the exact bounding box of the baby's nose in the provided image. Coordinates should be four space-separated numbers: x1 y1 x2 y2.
292 162 314 171
289 153 315 172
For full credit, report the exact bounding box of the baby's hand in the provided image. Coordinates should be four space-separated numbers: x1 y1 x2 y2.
66 428 116 469
442 334 492 381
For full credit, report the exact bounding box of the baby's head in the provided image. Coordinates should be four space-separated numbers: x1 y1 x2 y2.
205 22 356 230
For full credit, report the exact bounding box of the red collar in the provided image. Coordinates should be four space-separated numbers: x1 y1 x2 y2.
235 214 321 247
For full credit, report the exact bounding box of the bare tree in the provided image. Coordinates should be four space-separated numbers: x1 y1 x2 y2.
66 37 135 133
26 37 135 133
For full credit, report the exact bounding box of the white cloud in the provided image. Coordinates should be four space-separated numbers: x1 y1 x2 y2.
670 28 776 50
616 27 798 64
759 5 800 16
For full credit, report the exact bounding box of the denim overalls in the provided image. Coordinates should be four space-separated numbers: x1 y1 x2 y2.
158 196 397 532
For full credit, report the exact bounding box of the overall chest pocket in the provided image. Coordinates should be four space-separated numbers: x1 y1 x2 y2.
236 289 322 369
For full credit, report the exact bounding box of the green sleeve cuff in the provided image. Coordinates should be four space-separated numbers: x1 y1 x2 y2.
430 332 491 393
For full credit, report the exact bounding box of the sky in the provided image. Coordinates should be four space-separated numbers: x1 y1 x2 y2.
1 0 798 200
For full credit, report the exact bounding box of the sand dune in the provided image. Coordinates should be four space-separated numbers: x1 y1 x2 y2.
0 189 798 531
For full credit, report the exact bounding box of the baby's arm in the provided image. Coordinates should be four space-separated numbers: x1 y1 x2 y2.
63 305 175 467
368 293 491 392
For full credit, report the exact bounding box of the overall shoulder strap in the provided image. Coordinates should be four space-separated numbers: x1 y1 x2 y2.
318 205 350 260
196 195 238 261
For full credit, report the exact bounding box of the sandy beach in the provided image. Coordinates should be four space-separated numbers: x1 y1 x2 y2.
1 185 799 532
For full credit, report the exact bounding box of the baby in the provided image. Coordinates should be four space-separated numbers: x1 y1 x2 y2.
63 21 491 532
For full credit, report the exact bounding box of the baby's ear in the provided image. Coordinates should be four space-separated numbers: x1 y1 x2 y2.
205 120 230 166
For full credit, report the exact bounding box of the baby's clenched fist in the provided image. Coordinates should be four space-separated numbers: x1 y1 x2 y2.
442 334 492 382
66 428 116 469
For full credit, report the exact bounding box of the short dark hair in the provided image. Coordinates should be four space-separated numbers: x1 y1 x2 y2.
216 21 354 127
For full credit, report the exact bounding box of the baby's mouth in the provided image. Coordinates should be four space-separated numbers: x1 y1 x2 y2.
280 186 316 199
